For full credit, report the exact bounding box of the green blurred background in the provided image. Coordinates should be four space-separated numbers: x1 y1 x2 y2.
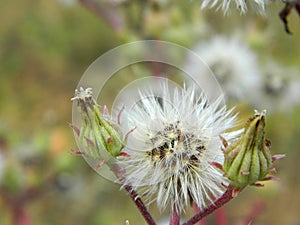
1 0 300 224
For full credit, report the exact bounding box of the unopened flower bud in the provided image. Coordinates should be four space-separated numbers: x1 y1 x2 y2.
71 87 124 159
222 110 282 189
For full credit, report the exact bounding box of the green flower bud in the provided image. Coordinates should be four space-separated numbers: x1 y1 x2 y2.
71 87 124 159
222 110 275 189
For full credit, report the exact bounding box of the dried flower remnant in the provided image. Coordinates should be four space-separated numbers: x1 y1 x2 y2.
71 87 125 162
120 83 240 212
220 110 284 192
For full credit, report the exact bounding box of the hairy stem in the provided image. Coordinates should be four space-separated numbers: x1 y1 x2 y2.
112 164 156 225
123 184 156 225
182 186 235 225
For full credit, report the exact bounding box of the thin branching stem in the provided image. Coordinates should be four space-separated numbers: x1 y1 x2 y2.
123 184 156 225
112 164 156 225
182 186 235 225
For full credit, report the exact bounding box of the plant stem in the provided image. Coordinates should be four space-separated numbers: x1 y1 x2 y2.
182 186 235 225
123 184 156 225
112 164 156 225
192 203 207 225
170 206 180 225
79 0 123 31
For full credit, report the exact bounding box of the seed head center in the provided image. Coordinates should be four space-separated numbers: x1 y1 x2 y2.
147 123 206 167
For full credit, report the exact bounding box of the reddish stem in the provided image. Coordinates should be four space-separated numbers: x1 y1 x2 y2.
11 205 31 225
112 164 156 225
0 180 51 225
123 184 156 225
192 203 207 225
79 0 123 31
182 186 235 225
170 206 180 225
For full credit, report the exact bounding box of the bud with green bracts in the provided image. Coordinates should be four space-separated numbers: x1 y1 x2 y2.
222 110 281 189
71 87 124 159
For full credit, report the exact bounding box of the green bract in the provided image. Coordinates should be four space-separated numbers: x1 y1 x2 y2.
223 110 273 188
71 87 124 159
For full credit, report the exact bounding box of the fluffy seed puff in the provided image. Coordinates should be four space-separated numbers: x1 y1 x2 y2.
118 83 241 213
185 36 262 104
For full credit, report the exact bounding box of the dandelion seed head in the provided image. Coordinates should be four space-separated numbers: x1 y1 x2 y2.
186 36 262 103
119 81 240 212
253 61 300 112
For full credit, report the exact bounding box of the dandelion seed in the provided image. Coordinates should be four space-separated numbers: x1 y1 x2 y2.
119 82 240 212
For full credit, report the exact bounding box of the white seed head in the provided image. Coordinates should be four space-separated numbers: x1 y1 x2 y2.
186 36 262 103
255 61 300 112
119 82 239 212
201 0 266 14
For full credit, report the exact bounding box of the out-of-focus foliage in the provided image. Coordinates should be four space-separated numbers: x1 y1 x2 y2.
0 0 300 224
